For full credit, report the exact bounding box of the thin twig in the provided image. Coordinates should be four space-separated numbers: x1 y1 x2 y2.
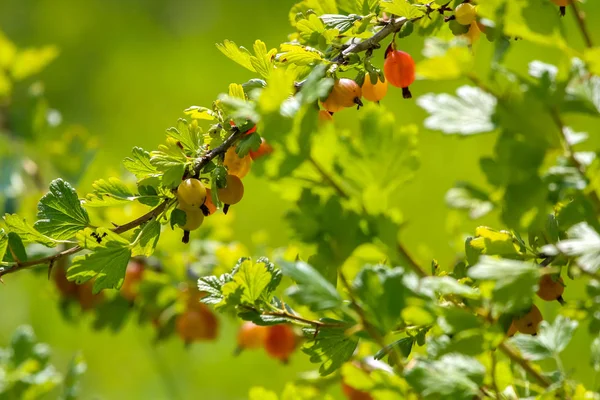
342 17 418 57
0 200 170 278
498 342 552 388
192 128 242 176
307 156 349 199
397 242 427 278
570 0 593 48
549 107 600 212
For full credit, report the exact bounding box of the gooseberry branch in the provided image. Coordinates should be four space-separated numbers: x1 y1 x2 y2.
0 128 244 279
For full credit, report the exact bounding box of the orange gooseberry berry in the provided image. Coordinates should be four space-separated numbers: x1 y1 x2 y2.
223 147 251 178
249 138 273 160
341 381 374 400
513 305 543 335
322 78 363 113
362 76 388 102
236 322 268 352
383 50 415 99
175 305 219 344
264 324 296 363
537 274 565 303
202 189 217 216
121 260 145 302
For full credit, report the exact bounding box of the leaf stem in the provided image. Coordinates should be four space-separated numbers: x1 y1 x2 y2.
307 156 349 199
191 127 242 177
498 342 552 388
570 0 593 48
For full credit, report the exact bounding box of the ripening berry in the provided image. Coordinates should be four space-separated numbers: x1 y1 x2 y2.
217 175 244 205
341 381 373 400
176 306 219 344
202 189 217 216
318 110 334 124
77 281 105 310
464 21 481 44
177 178 207 209
362 76 388 102
249 138 273 160
224 147 252 178
264 324 296 363
53 265 78 298
455 3 477 26
236 322 268 351
513 305 543 335
537 274 565 302
121 260 144 301
322 78 362 112
550 0 568 15
383 50 415 99
506 321 518 337
178 207 205 231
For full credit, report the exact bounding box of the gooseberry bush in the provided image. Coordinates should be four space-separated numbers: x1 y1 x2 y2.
1 0 600 398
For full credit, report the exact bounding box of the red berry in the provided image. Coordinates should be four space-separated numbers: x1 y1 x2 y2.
264 324 296 362
384 50 415 98
249 138 273 160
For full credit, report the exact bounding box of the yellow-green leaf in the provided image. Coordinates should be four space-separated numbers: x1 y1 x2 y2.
215 40 255 72
11 46 59 81
380 0 425 19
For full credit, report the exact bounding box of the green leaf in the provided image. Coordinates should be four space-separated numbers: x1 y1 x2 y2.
296 64 333 105
198 274 231 306
510 316 578 361
302 325 358 376
10 325 37 365
421 276 479 300
0 229 8 261
467 226 525 260
445 182 494 219
374 337 414 360
84 177 139 207
131 220 161 257
236 132 262 158
380 0 425 18
318 14 362 34
150 149 187 189
182 106 217 121
215 40 255 72
250 40 277 79
67 228 132 293
3 214 57 247
417 86 497 135
278 43 323 66
468 256 539 313
353 265 406 331
229 259 273 305
123 147 159 181
11 45 59 80
280 260 342 312
165 119 202 154
5 232 27 262
404 354 485 400
550 222 600 274
34 179 90 240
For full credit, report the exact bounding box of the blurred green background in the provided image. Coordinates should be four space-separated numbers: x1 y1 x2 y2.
0 0 599 398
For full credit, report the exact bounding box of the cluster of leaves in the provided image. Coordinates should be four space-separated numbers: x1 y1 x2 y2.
0 325 86 399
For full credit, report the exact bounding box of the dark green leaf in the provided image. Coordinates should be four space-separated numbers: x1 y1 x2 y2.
34 179 90 240
404 354 485 400
280 260 342 312
131 220 161 257
3 214 57 247
302 325 358 376
236 132 262 158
